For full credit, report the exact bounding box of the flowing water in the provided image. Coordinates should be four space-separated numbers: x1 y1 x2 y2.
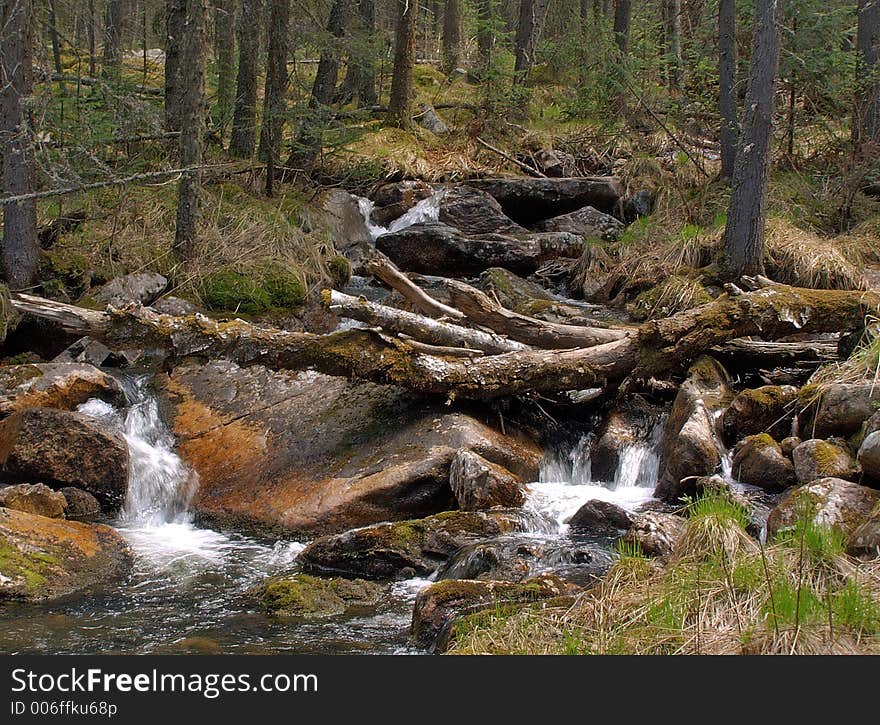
0 375 664 654
356 192 444 242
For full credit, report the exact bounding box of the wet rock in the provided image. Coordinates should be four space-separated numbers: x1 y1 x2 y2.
590 396 663 483
437 185 526 236
847 504 880 557
466 177 623 225
622 511 686 557
417 104 448 135
370 181 434 226
0 407 129 511
792 439 858 484
162 361 540 536
151 296 200 316
89 272 167 308
0 483 66 519
247 573 384 618
857 431 880 487
0 363 123 418
623 189 654 222
314 189 373 260
809 383 880 438
722 385 798 445
411 573 577 650
566 499 634 533
533 205 624 242
298 511 514 579
449 450 524 511
730 434 796 492
654 356 731 503
376 222 584 278
59 487 101 522
533 149 577 178
767 478 880 539
0 507 132 602
436 542 536 582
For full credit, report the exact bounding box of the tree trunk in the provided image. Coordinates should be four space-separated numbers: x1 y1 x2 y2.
228 0 262 157
855 0 880 148
387 0 418 127
48 0 63 75
102 0 128 79
173 0 208 260
11 281 878 400
164 0 186 132
513 0 550 82
88 0 97 77
335 0 377 106
718 0 738 181
257 0 290 165
721 0 784 278
665 0 682 92
214 0 236 127
442 0 461 74
477 0 494 69
1 0 38 290
613 0 632 56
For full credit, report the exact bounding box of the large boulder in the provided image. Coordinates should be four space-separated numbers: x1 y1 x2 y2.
370 180 435 226
88 271 167 307
0 363 123 418
532 205 624 242
792 439 858 484
0 407 129 511
654 357 731 503
466 177 623 225
449 450 525 511
297 511 514 579
730 434 796 492
808 383 880 438
376 222 584 277
622 511 686 557
247 574 384 618
0 483 66 519
410 573 576 650
162 361 541 536
722 385 798 445
857 431 880 487
566 499 634 533
767 478 880 539
59 487 101 522
437 185 526 236
0 507 132 602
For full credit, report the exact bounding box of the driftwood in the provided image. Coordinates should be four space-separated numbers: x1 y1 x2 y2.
10 280 878 401
367 256 464 320
713 339 839 369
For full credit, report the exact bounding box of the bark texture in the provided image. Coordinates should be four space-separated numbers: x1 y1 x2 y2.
387 0 418 126
718 0 738 180
229 0 263 157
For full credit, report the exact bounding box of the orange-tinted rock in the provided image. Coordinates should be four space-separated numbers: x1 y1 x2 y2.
0 508 132 602
0 363 123 418
160 362 541 536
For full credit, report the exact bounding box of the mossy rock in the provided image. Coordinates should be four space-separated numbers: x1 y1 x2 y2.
328 256 352 288
792 438 858 484
722 385 797 445
248 573 383 618
627 275 712 322
201 264 305 315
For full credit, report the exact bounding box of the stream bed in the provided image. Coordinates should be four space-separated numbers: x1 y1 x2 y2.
0 374 662 655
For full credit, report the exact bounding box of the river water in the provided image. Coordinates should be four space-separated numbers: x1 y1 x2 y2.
0 374 663 654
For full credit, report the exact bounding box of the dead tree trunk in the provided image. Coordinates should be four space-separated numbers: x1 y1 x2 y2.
855 0 880 149
11 279 877 401
173 0 208 260
164 0 186 132
721 0 784 278
1 0 38 290
214 0 236 127
387 0 418 127
257 0 290 165
228 0 262 157
442 0 462 74
718 0 738 181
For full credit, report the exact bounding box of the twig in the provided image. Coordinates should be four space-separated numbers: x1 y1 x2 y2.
475 137 547 178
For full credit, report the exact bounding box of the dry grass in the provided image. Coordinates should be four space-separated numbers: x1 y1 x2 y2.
449 496 880 655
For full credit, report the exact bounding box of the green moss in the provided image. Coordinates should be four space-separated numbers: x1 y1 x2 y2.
628 275 712 322
328 256 352 288
0 538 50 594
745 433 778 451
201 264 305 315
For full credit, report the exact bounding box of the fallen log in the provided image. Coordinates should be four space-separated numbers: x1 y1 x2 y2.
325 290 525 354
9 282 879 400
713 338 839 368
366 256 464 320
444 278 630 348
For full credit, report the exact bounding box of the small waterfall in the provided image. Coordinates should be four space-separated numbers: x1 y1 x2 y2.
356 191 444 242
